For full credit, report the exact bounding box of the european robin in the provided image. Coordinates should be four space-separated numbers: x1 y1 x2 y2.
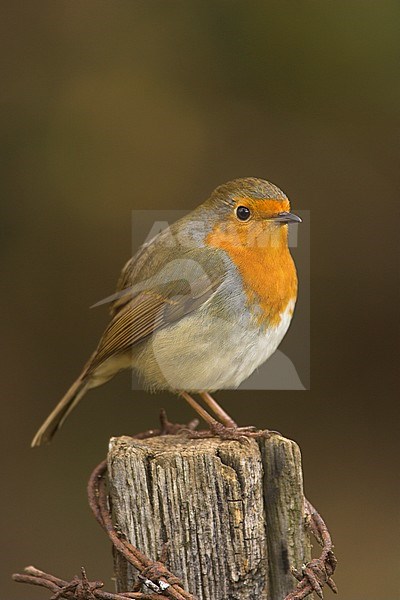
32 177 301 447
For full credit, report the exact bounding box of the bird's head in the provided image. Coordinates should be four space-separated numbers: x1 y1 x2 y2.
204 177 301 251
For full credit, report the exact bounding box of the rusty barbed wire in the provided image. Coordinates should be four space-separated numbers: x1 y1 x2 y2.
88 458 195 600
284 499 338 600
13 412 337 600
12 565 164 600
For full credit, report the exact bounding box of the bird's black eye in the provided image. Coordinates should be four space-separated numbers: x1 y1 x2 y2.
236 205 251 221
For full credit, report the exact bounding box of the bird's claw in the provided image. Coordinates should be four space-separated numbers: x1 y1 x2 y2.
179 421 274 443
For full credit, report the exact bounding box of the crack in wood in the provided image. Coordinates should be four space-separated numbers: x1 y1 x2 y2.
108 435 310 600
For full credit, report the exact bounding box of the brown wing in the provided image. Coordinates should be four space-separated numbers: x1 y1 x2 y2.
109 227 174 317
86 266 223 374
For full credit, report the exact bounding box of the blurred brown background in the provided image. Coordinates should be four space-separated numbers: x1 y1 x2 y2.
1 2 398 599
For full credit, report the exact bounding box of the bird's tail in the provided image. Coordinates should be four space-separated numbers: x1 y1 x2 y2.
31 375 90 447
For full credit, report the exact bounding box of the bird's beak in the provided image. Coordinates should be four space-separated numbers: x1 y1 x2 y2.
272 211 302 224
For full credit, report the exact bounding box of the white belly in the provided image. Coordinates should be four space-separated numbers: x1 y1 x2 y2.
135 300 295 392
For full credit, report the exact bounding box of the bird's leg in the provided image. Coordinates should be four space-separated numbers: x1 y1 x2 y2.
179 391 222 429
198 392 237 428
180 391 260 440
199 392 258 435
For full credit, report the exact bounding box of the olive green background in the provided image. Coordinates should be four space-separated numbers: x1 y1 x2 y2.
1 2 398 599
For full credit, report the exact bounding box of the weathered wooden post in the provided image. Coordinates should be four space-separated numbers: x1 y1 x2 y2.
107 433 311 600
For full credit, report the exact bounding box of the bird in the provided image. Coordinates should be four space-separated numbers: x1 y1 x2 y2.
32 177 301 447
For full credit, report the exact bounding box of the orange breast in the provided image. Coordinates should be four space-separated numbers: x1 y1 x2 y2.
206 222 298 327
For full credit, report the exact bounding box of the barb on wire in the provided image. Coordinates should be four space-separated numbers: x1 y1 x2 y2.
86 418 197 600
12 565 162 599
13 411 337 600
283 499 338 600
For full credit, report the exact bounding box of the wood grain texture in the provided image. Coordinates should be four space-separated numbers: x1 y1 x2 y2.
259 436 311 599
107 434 310 600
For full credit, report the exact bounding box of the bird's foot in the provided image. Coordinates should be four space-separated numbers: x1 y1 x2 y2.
209 421 262 442
180 421 276 442
212 421 253 437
